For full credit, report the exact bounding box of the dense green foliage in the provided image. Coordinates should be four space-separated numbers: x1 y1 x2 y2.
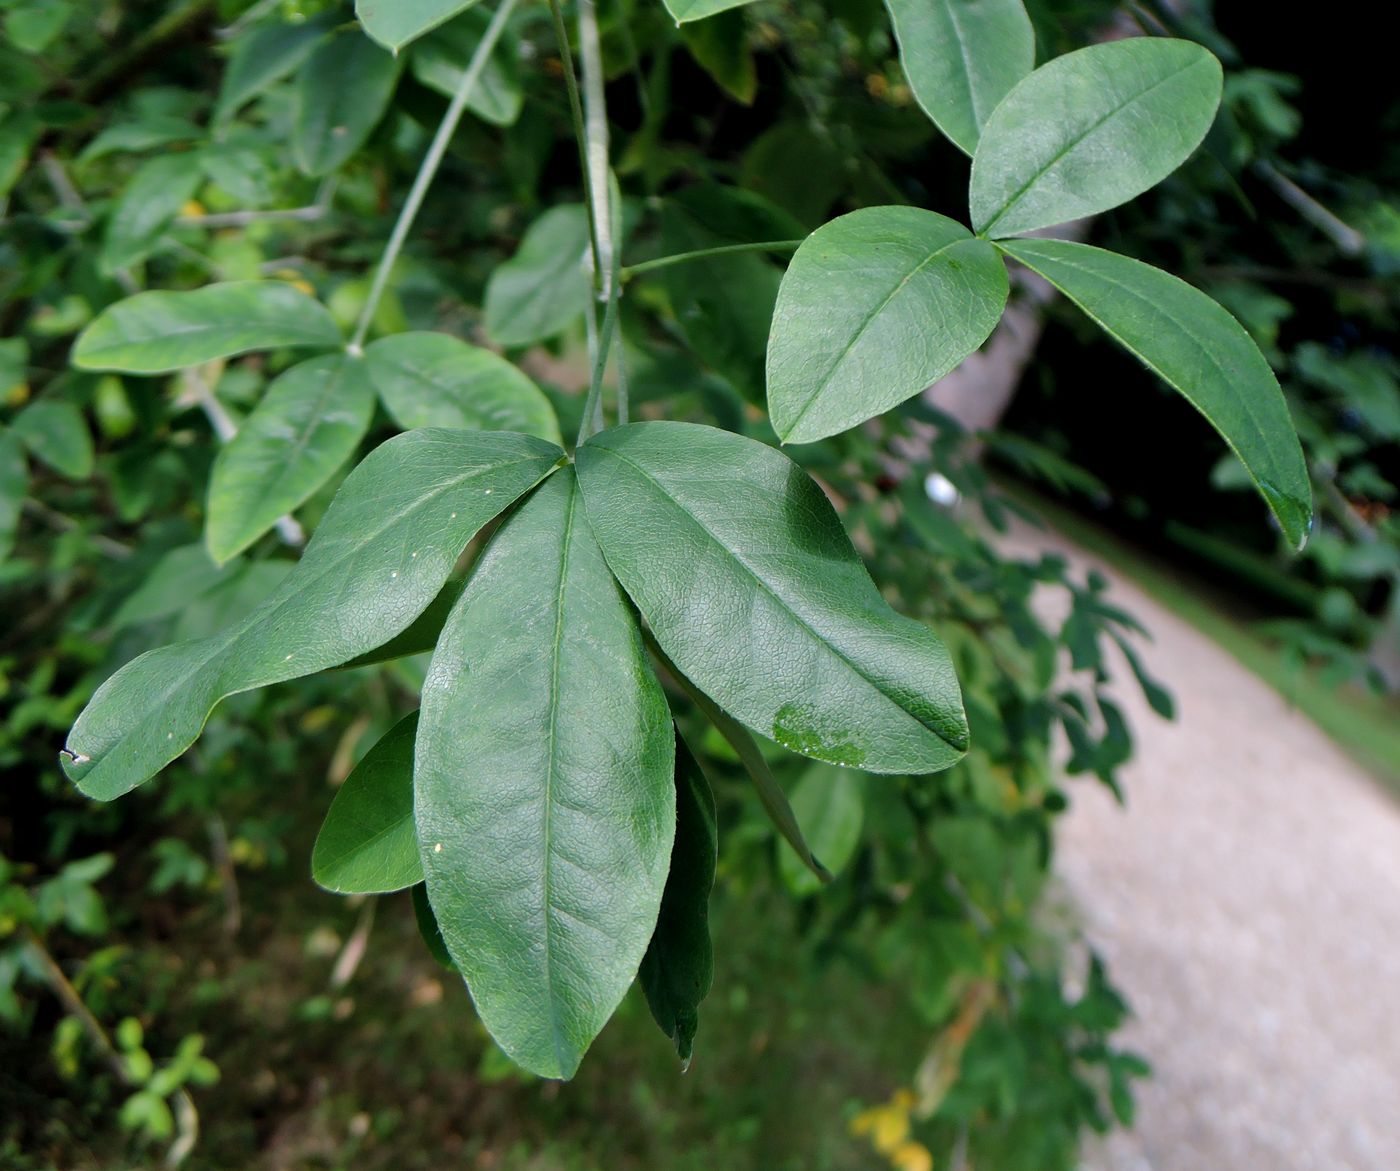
4 0 1382 1167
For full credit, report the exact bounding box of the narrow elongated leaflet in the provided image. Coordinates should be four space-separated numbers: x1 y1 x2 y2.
73 282 343 374
206 354 377 563
0 430 25 563
777 763 865 898
214 13 338 122
100 153 204 276
970 38 1222 237
999 239 1312 548
313 713 423 894
884 0 1035 155
417 469 675 1080
577 422 968 774
661 0 756 22
356 0 481 51
639 734 717 1065
482 204 592 347
365 333 561 443
293 29 402 177
62 429 564 800
767 206 1008 444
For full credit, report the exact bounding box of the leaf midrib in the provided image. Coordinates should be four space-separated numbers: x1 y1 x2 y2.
593 445 960 750
979 55 1205 235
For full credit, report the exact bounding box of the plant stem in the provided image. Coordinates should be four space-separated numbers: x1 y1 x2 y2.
577 0 615 302
349 0 520 353
620 239 805 281
545 0 603 287
577 294 619 446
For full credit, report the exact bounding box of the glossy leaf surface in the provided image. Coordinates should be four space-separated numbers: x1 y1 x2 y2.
73 282 343 374
293 29 401 177
1000 238 1312 547
777 764 865 897
313 713 423 894
970 38 1222 237
767 207 1008 443
482 205 592 347
577 422 968 774
417 469 674 1079
207 354 376 563
885 0 1034 155
639 734 717 1065
357 0 479 50
63 429 564 800
365 333 561 443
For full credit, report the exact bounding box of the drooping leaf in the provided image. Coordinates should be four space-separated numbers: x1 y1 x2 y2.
73 282 343 374
293 29 402 177
679 10 757 105
0 430 25 562
206 354 376 563
639 733 717 1066
410 9 522 127
482 205 592 347
62 429 564 800
99 152 204 276
357 0 481 51
10 400 93 480
577 422 968 774
313 713 423 894
365 333 561 443
214 13 338 123
661 0 757 24
417 468 675 1080
970 38 1223 238
776 763 865 897
884 0 1035 155
999 238 1312 548
767 207 1008 443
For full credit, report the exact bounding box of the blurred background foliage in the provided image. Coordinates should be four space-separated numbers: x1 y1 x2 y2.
0 0 1394 1167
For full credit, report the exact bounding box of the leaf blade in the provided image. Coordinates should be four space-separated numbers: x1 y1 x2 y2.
970 38 1223 237
73 282 343 374
767 207 1008 443
356 0 481 51
577 422 968 774
63 429 564 800
293 29 402 177
999 238 1312 547
417 469 675 1079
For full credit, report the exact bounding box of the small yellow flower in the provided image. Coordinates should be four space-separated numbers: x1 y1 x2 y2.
181 199 206 218
890 1140 934 1171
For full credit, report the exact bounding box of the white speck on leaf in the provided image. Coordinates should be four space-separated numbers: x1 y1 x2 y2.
433 843 443 853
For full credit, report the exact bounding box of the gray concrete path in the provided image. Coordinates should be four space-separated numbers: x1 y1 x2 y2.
1000 522 1400 1171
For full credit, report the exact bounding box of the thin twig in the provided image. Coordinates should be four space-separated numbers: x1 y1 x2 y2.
1253 160 1367 256
21 499 133 559
620 239 804 281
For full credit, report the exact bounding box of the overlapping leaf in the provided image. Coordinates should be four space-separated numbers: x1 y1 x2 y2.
970 38 1223 237
777 763 865 897
417 469 674 1079
999 238 1312 547
482 205 592 347
293 29 402 177
577 422 968 774
63 429 564 800
767 207 1008 442
357 0 480 51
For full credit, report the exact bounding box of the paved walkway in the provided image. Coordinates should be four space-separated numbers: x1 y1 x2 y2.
1001 522 1400 1171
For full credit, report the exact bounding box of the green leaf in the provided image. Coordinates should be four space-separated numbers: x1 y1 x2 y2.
766 207 1008 443
410 9 522 128
577 422 968 774
62 429 564 800
214 13 338 123
661 0 757 24
411 882 456 970
338 577 466 669
679 10 757 105
970 38 1223 238
777 763 864 897
357 0 481 51
998 238 1312 548
1 112 40 198
0 430 25 562
293 29 402 177
482 205 591 347
313 713 423 894
10 400 93 480
99 153 204 276
638 733 716 1066
73 282 343 374
417 468 675 1080
206 354 376 563
79 116 203 164
111 544 232 629
4 1 73 54
884 0 1034 155
364 333 561 443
